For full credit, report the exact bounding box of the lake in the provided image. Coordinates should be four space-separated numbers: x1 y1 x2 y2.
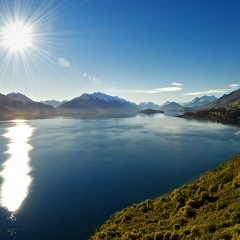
0 114 239 240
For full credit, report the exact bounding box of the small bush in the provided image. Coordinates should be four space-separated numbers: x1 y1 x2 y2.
154 232 164 240
175 202 182 211
163 232 171 240
213 229 232 240
231 211 240 223
217 201 226 210
174 224 180 230
196 186 205 196
183 229 191 235
209 183 218 193
183 205 195 217
186 199 200 209
191 227 201 238
177 218 187 226
96 232 106 239
234 224 240 233
232 180 240 188
170 231 179 240
129 231 139 240
121 214 133 223
206 224 216 233
218 183 224 190
200 190 209 202
143 233 154 240
219 220 232 228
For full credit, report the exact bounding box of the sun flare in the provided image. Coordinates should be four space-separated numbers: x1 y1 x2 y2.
2 22 32 51
0 0 65 82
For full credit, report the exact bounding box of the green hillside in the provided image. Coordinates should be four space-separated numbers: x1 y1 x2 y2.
90 154 240 240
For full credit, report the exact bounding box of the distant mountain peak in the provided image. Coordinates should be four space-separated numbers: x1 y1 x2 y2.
161 101 174 108
138 102 161 110
78 92 129 104
40 100 68 108
183 95 217 107
7 92 33 104
160 102 184 111
207 88 240 109
58 92 139 116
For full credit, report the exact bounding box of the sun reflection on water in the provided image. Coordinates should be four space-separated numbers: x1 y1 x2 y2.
0 121 34 212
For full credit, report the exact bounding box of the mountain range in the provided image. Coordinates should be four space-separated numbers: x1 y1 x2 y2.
7 92 33 104
206 89 240 109
0 89 239 120
57 92 139 117
40 100 68 108
178 89 240 123
159 96 218 111
182 95 217 107
138 102 161 110
160 102 184 111
0 93 56 120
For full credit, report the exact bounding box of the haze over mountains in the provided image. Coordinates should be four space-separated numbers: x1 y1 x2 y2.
7 92 33 104
40 100 68 108
40 94 217 111
138 95 217 112
0 89 239 120
138 102 161 110
57 92 139 117
0 93 56 119
182 95 217 107
160 102 184 111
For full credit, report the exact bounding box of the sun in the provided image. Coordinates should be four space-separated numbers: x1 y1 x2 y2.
2 22 32 52
0 0 67 83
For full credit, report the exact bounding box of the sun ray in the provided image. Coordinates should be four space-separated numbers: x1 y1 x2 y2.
0 0 71 89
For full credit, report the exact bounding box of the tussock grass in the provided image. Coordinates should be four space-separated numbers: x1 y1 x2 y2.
90 154 240 240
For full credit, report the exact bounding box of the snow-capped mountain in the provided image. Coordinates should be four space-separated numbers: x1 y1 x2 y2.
57 92 139 116
79 92 132 104
182 95 217 107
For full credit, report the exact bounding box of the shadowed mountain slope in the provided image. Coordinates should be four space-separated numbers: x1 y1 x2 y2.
0 93 57 119
207 89 240 109
6 92 34 104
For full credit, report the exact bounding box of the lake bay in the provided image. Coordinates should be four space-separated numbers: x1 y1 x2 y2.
0 114 239 240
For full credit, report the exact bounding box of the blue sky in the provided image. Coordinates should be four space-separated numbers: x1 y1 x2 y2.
0 0 239 104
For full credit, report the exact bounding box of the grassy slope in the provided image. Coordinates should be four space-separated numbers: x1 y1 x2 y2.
90 154 240 240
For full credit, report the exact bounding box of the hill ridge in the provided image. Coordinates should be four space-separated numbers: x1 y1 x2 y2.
90 153 240 240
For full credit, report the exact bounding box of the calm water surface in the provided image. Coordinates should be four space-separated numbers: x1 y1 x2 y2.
0 114 239 240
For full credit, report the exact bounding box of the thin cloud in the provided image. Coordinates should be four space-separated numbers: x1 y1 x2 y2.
172 82 183 86
229 84 239 88
182 89 226 96
128 87 182 94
